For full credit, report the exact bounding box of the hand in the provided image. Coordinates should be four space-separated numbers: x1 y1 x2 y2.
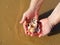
38 18 53 37
26 18 53 37
20 9 38 35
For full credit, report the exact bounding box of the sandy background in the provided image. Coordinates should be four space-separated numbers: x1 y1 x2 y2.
0 0 60 45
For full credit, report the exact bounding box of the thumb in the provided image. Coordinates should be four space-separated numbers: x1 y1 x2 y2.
34 15 38 20
20 16 26 24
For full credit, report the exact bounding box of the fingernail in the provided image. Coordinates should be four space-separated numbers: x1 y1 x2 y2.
39 34 42 38
25 32 28 34
28 32 30 35
19 22 21 24
20 19 24 24
39 35 41 38
30 33 34 37
19 20 22 24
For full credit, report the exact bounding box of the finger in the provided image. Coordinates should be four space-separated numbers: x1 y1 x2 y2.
37 25 41 34
38 29 42 38
27 31 31 35
38 26 43 38
34 12 38 20
30 33 34 37
23 21 28 34
20 15 26 24
37 22 42 34
38 30 46 37
34 15 38 20
38 34 42 38
37 29 41 34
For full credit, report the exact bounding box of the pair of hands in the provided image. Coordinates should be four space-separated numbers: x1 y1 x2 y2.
20 9 52 37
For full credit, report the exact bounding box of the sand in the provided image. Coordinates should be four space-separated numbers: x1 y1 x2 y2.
0 0 60 45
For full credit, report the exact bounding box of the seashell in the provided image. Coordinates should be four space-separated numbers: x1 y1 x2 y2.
29 28 35 33
28 18 40 33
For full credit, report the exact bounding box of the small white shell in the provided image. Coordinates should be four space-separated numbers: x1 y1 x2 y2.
28 18 38 33
29 28 35 33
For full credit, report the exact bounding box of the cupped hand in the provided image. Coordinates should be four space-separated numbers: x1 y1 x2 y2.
38 18 53 37
26 18 53 37
20 9 38 35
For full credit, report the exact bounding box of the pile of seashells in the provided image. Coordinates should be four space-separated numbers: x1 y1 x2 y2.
28 18 40 33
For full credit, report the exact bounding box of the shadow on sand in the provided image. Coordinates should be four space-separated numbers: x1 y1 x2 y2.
38 9 60 36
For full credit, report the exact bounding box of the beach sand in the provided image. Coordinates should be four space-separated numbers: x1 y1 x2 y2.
0 0 60 45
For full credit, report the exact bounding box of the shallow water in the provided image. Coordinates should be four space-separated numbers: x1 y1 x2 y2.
0 0 60 45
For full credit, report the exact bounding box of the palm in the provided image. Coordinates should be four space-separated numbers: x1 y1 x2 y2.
38 18 52 37
20 9 38 34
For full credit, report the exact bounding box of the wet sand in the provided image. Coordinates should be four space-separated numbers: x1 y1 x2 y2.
0 0 60 45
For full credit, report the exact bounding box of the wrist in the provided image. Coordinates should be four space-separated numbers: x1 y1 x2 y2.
48 17 54 28
28 6 36 11
48 2 60 26
48 16 59 28
28 7 39 15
